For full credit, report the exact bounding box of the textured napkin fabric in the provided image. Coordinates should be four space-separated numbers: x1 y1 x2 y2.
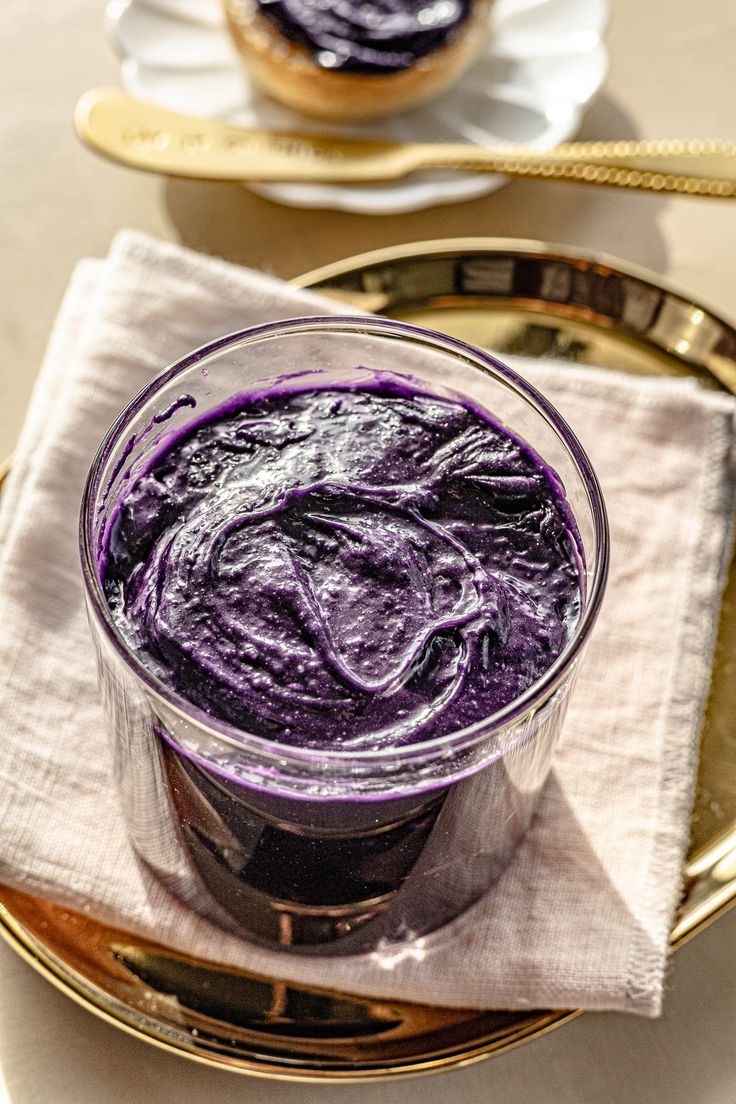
0 231 734 1017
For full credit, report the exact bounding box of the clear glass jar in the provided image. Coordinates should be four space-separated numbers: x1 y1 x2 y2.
80 317 608 955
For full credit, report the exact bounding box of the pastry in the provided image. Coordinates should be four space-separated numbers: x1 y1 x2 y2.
224 0 493 121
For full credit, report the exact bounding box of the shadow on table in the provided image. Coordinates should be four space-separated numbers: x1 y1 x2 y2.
163 94 669 282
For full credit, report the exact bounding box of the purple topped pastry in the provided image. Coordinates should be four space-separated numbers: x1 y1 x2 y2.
103 378 581 751
224 0 493 121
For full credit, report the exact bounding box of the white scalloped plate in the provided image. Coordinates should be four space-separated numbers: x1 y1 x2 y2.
106 0 609 213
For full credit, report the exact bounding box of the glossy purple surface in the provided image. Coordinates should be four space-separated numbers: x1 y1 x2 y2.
255 0 473 72
103 378 581 752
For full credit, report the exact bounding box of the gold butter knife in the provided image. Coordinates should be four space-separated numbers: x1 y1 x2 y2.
75 87 736 197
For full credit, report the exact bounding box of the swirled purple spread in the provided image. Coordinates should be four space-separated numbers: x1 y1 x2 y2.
103 378 581 750
255 0 473 72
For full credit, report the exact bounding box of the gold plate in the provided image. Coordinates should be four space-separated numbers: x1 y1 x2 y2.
2 238 736 1081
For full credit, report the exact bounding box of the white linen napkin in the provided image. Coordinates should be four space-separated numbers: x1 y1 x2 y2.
0 231 734 1017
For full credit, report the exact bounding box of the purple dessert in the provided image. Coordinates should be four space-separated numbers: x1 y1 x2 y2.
223 0 492 122
255 0 474 73
103 379 580 750
96 374 584 952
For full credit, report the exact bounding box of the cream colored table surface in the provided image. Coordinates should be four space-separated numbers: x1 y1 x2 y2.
1 0 736 1101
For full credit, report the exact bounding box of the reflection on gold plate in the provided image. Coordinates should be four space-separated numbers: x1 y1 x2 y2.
2 239 736 1081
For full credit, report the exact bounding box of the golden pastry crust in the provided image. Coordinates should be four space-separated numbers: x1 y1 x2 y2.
224 0 492 122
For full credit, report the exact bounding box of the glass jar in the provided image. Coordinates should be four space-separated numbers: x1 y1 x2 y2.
80 317 608 955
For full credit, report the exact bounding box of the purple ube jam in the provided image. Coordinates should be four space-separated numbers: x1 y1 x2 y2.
103 377 582 951
255 0 473 73
104 380 580 747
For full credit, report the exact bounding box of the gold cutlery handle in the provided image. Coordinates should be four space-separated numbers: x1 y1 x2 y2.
75 88 407 183
434 140 736 197
75 87 736 197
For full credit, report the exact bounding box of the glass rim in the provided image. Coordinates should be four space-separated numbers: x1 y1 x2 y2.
80 314 610 769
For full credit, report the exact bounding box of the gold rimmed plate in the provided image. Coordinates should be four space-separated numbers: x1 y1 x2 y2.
2 239 736 1081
